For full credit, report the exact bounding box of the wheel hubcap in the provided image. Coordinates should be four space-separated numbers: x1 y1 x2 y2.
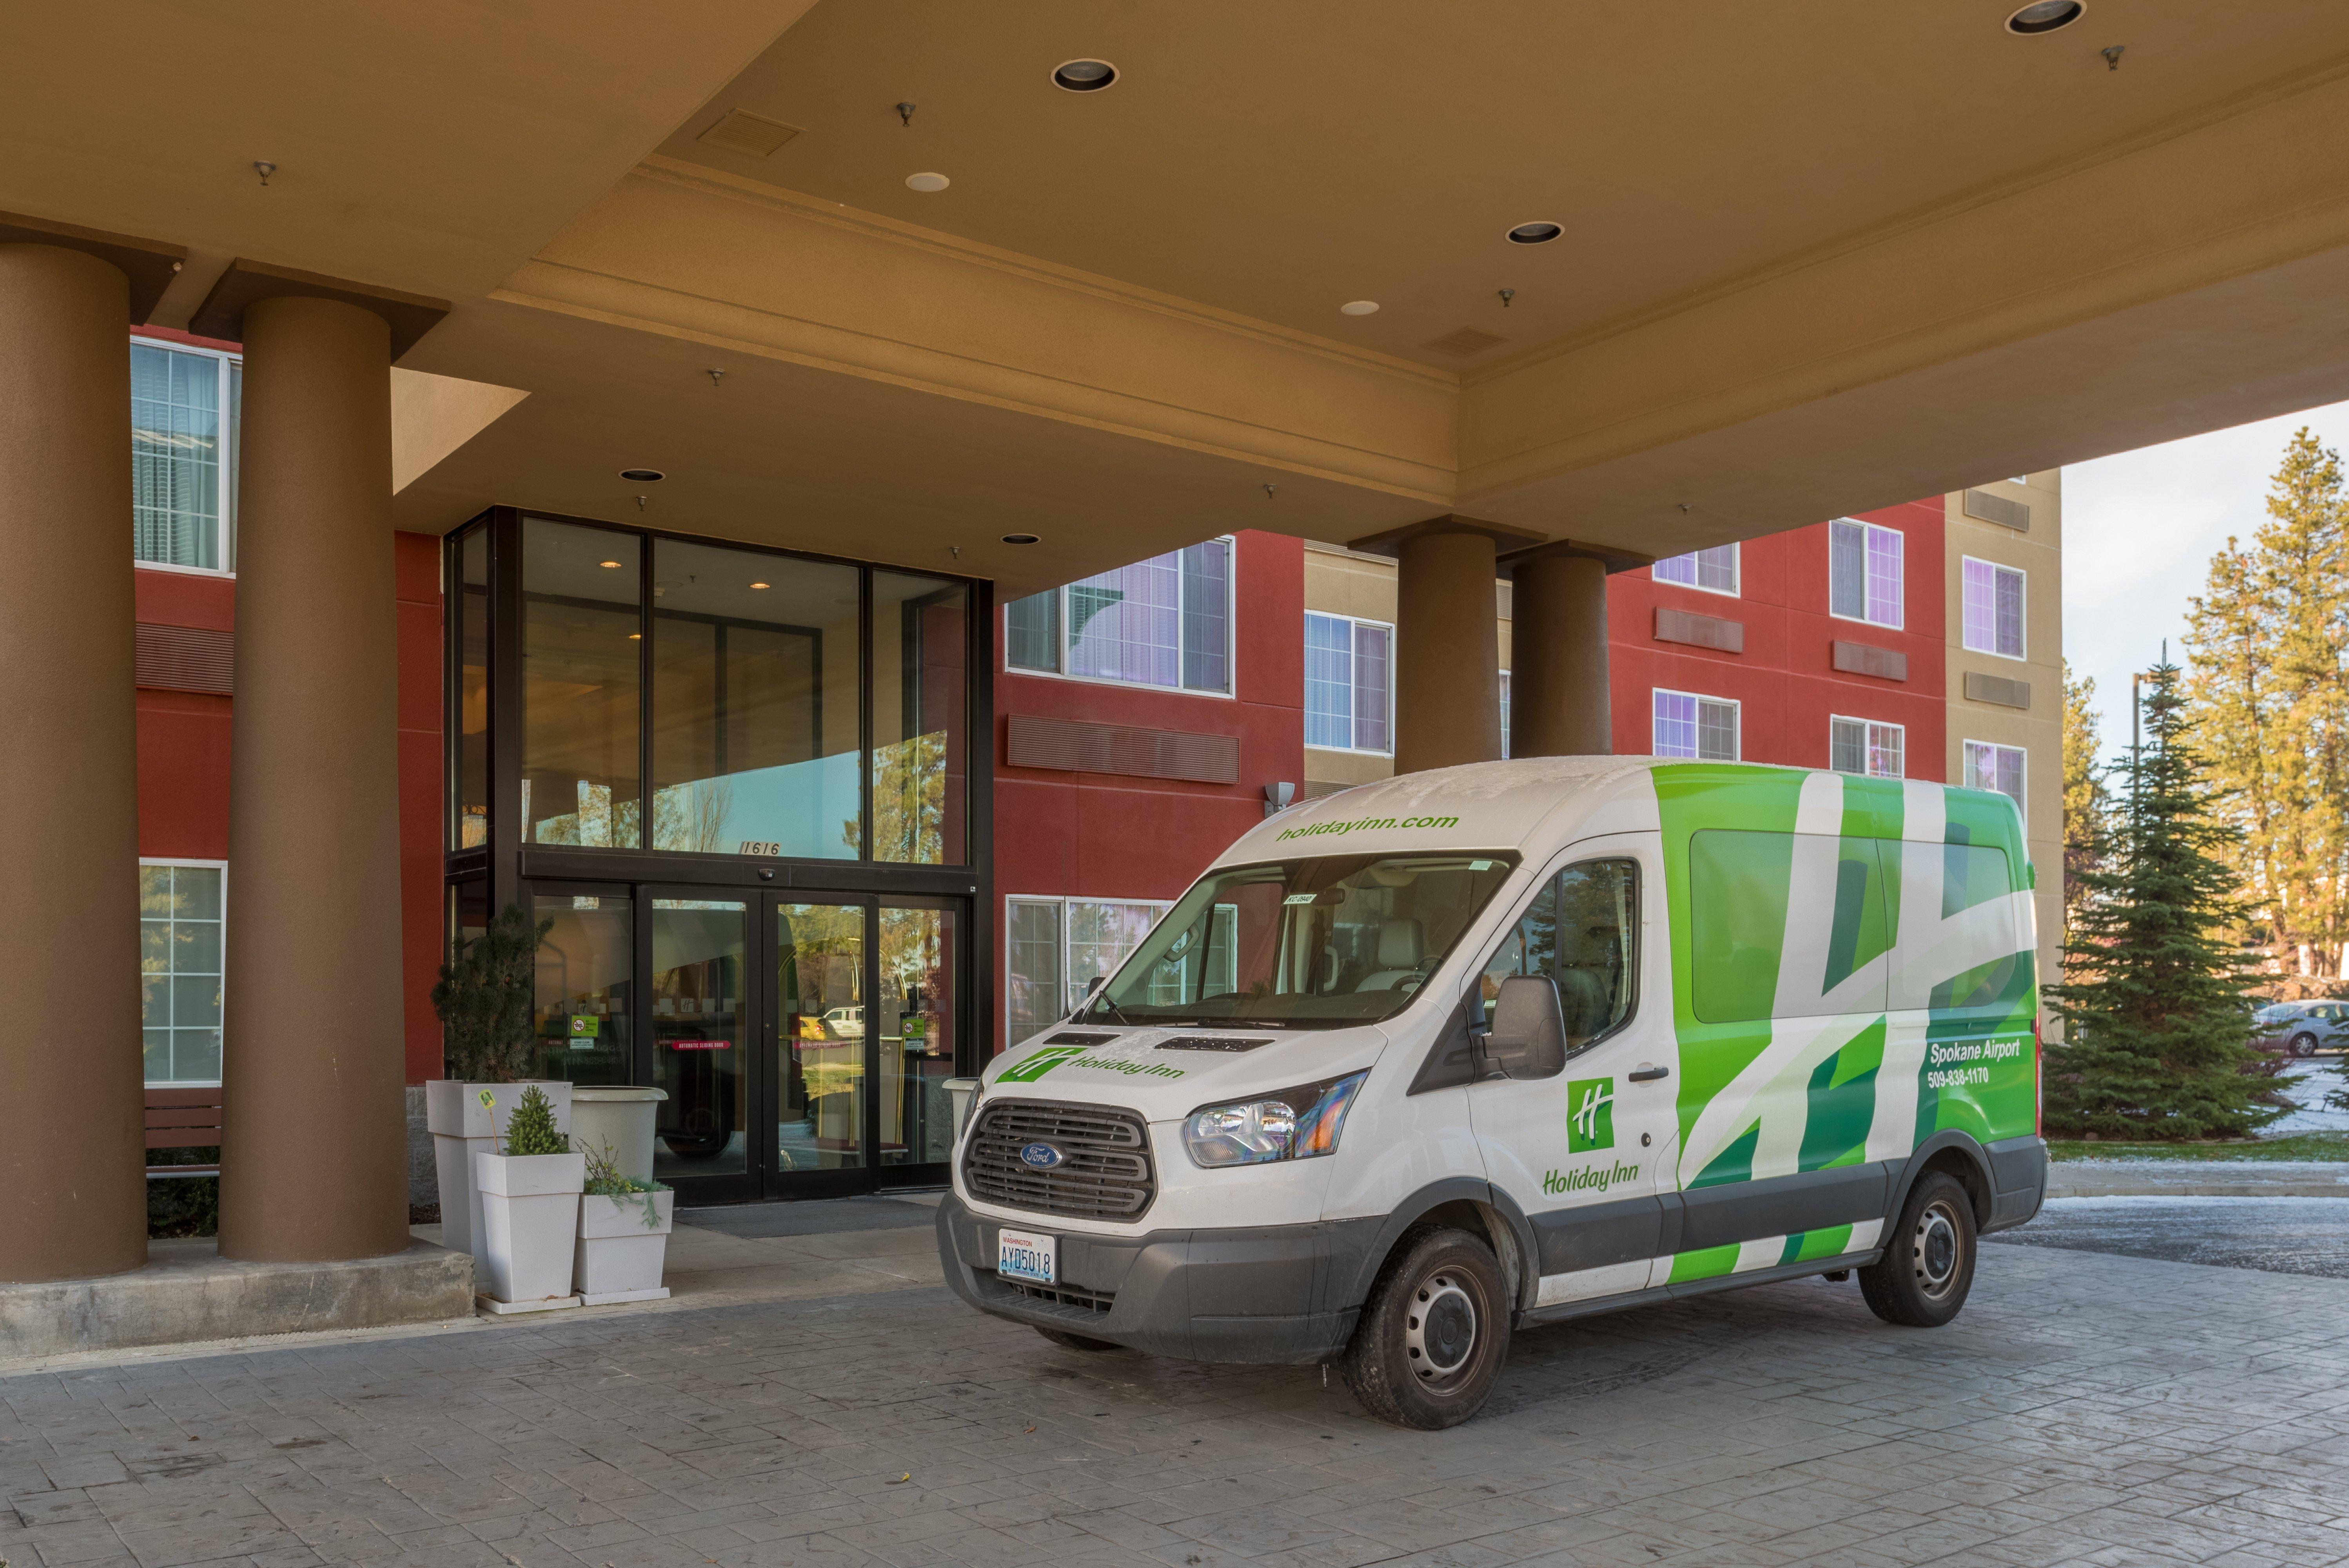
1404 1272 1478 1382
1914 1201 1962 1300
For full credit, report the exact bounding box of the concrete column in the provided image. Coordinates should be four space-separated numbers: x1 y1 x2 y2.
1394 530 1502 774
1511 552 1612 756
217 295 409 1263
0 245 147 1283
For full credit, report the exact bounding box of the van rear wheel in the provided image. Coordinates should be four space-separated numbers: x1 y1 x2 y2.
1859 1172 1977 1328
1337 1226 1510 1430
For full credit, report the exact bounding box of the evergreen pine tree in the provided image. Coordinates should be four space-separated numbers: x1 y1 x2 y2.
2059 660 2114 949
430 903 552 1082
2048 659 2276 1140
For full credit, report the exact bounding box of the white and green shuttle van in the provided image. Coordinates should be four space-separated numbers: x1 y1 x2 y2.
937 757 2046 1428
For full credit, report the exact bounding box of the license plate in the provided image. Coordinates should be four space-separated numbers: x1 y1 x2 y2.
997 1228 1057 1285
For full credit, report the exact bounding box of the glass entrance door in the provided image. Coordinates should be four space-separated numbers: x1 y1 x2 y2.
774 900 868 1185
651 898 750 1193
877 900 960 1173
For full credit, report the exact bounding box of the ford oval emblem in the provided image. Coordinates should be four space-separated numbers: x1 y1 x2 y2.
1019 1141 1064 1170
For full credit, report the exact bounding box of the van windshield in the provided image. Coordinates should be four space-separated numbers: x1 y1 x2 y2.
1075 853 1518 1030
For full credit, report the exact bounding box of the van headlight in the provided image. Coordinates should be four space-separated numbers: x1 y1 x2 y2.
1183 1072 1367 1169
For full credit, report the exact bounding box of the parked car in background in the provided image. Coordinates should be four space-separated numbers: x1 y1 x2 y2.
2252 1001 2347 1058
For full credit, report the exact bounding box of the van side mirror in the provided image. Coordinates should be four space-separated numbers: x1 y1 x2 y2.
1485 975 1566 1080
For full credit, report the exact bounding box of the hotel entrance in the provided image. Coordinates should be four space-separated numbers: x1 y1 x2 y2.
444 506 989 1204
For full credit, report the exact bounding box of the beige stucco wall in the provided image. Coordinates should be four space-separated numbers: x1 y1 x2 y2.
1943 473 2064 1019
1301 542 1512 795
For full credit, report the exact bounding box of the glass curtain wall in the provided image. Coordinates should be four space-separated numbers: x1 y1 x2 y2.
522 519 642 848
873 573 969 866
455 530 490 848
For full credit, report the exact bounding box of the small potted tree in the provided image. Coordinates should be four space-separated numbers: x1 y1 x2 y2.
574 1137 675 1305
427 904 570 1267
473 1085 586 1312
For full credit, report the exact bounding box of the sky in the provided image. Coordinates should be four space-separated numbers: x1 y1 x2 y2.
2063 398 2349 766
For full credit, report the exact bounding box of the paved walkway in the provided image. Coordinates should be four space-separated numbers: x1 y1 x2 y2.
5 1232 2349 1567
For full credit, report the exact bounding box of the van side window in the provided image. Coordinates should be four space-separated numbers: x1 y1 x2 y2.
1480 858 1637 1052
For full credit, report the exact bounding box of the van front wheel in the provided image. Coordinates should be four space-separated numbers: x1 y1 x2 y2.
1859 1172 1976 1328
1337 1226 1510 1430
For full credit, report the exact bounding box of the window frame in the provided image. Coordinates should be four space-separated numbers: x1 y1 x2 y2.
131 334 240 579
1000 536 1238 699
1652 686 1740 762
1961 555 2028 661
1303 610 1397 756
1962 739 2028 824
1004 893 1174 1047
1499 668 1512 760
1828 517 1904 630
1650 542 1741 597
1476 853 1643 1066
1828 715 1906 779
139 856 229 1087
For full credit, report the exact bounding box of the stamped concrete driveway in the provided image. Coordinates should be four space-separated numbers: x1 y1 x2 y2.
4 1236 2349 1568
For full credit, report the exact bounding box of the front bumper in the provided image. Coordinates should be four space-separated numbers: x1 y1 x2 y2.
936 1193 1380 1365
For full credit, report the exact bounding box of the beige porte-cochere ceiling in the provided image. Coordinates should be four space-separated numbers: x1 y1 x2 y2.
6 1 2349 593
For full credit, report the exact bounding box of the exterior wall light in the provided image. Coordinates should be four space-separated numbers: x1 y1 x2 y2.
1053 60 1118 92
2006 1 2085 34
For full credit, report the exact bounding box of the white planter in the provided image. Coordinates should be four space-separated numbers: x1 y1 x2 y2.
568 1086 666 1186
426 1080 572 1261
472 1148 585 1313
574 1188 675 1306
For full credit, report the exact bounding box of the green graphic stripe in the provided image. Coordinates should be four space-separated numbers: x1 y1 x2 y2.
1666 1244 1742 1284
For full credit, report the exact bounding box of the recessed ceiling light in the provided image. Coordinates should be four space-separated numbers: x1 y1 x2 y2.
1053 59 1118 93
906 171 950 192
1340 300 1380 316
627 632 642 640
599 559 621 569
618 467 664 482
1506 221 1563 245
750 581 770 590
2006 0 2085 33
1001 532 1041 545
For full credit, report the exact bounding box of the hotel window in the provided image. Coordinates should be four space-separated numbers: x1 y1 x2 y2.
1829 519 1902 628
1962 558 2026 659
1830 717 1904 779
1304 612 1393 753
1652 543 1739 595
141 861 225 1084
132 337 239 573
1653 689 1738 761
1007 897 1218 1048
1964 740 2027 821
1004 538 1232 694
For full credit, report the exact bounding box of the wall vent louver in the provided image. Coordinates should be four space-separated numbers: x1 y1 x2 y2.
1962 489 2031 531
1424 327 1508 358
1832 641 1908 682
1006 714 1240 784
134 623 232 694
1965 671 2033 709
697 109 802 158
1654 607 1745 653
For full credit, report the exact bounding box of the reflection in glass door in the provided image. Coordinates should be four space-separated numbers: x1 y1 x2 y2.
775 903 866 1174
879 902 958 1167
652 898 747 1184
530 891 634 1085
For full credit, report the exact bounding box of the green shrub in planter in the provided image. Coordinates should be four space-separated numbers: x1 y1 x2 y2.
432 904 552 1082
501 1085 569 1157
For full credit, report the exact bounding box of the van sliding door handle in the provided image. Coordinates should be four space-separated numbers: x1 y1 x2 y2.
1628 1064 1669 1082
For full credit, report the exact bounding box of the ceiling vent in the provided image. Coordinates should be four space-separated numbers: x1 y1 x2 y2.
697 109 802 158
1424 327 1508 358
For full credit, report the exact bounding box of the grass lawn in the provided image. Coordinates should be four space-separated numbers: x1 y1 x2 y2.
2049 1130 2349 1163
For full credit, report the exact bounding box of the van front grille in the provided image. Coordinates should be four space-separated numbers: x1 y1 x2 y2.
964 1100 1155 1221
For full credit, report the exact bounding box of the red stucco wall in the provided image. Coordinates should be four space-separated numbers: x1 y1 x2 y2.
1606 501 1946 777
133 530 446 1087
989 529 1305 1054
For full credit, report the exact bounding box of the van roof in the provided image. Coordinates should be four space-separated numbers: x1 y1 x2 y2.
1221 756 2024 868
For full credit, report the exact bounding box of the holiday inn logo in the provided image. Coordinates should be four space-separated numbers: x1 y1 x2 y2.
997 1045 1085 1083
1567 1076 1615 1152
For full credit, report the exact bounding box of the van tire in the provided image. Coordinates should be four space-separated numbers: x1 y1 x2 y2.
1860 1172 1976 1328
1337 1226 1510 1430
1033 1326 1120 1352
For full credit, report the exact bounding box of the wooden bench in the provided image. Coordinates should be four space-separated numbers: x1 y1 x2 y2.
146 1086 224 1177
